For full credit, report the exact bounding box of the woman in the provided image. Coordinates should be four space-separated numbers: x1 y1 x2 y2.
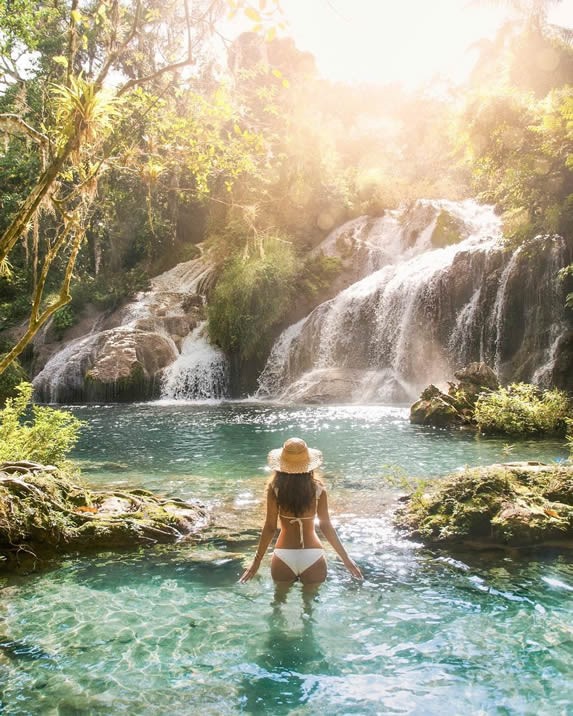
240 437 363 584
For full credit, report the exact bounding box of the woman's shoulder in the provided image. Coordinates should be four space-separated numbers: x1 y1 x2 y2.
314 479 326 498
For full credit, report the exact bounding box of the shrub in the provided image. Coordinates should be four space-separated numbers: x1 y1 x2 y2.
208 236 296 360
0 382 83 467
296 254 342 300
52 304 76 337
474 383 571 436
0 357 27 406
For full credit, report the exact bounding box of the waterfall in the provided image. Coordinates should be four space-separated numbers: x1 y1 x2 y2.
33 252 227 403
257 201 572 404
32 334 100 404
256 318 306 399
161 323 229 401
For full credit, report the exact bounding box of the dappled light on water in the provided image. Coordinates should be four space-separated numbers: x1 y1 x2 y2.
1 403 571 713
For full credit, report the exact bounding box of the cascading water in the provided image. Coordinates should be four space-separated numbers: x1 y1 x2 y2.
257 201 572 403
33 252 229 403
161 322 229 400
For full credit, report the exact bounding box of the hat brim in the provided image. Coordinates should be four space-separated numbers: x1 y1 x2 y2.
267 447 323 474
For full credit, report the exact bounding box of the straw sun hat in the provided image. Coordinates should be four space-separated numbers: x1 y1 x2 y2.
267 437 323 474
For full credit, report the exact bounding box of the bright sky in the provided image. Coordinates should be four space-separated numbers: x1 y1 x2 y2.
226 0 573 88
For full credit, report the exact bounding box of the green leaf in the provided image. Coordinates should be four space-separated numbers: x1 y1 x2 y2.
53 55 69 68
70 9 82 24
245 7 261 22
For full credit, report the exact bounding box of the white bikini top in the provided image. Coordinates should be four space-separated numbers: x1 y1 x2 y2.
275 485 323 548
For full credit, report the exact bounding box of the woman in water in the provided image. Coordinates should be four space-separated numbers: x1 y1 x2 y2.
240 437 363 584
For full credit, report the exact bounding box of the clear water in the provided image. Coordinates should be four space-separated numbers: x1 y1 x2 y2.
1 402 572 715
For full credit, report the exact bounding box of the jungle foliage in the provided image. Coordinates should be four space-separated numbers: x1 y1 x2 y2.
207 235 296 361
0 0 571 372
0 382 82 466
474 382 571 435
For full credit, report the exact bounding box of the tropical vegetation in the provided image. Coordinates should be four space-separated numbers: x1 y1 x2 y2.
0 0 571 385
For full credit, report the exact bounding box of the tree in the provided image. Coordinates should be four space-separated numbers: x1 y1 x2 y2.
0 0 283 376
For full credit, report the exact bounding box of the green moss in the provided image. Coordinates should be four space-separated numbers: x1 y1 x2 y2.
430 210 464 248
0 462 207 568
395 463 573 548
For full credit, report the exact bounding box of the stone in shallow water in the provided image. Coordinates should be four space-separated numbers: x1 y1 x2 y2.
394 462 573 549
0 462 208 567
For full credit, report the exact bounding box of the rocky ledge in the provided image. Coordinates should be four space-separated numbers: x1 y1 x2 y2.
410 361 499 427
0 462 207 567
394 461 573 549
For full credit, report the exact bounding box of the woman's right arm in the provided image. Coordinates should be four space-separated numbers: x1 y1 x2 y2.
239 487 278 583
317 490 363 580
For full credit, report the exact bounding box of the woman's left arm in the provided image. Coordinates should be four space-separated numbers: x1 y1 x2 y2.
239 487 278 583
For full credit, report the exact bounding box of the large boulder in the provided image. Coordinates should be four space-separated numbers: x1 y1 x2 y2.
410 392 463 426
33 327 178 402
454 362 499 393
394 462 573 548
410 363 500 427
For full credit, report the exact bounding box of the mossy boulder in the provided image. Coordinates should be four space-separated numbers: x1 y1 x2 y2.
0 462 207 568
410 362 499 427
394 462 573 548
430 209 465 248
410 392 463 427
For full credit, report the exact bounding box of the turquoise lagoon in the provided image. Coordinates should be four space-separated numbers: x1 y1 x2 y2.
1 401 572 715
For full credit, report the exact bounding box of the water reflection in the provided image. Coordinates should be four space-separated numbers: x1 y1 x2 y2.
238 583 330 714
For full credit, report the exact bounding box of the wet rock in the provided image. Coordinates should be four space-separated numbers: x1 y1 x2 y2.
430 209 466 248
394 462 573 548
410 395 462 426
410 362 500 427
0 462 208 569
454 362 499 393
30 254 218 403
33 328 178 403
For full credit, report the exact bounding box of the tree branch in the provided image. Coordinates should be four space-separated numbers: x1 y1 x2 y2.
0 222 85 375
0 114 49 148
117 0 196 96
94 0 142 90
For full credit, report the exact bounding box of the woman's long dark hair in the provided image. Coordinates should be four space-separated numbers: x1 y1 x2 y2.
269 471 323 516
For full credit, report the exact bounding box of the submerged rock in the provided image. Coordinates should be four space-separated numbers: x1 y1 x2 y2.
394 462 573 548
0 462 208 568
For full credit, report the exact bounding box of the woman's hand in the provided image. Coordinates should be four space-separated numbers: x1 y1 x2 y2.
239 558 261 583
343 557 363 580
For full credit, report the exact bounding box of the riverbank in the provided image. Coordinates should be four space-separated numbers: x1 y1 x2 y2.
0 461 207 569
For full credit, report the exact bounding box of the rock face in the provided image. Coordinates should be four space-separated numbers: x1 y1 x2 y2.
0 461 208 568
394 462 573 548
30 199 573 404
410 362 499 427
32 254 228 403
34 328 179 403
277 367 412 405
257 200 573 403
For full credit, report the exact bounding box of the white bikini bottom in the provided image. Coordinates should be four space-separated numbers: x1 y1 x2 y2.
273 548 326 577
